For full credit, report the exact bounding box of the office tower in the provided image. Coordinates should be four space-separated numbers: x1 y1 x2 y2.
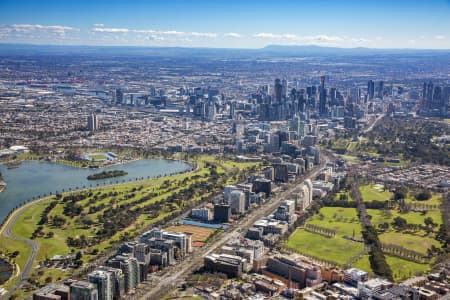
269 133 280 152
298 90 306 112
70 280 99 300
134 243 151 265
115 89 123 105
230 101 236 118
289 115 300 135
214 204 231 222
87 113 99 132
367 80 375 100
107 256 140 292
299 120 306 137
319 76 327 116
97 266 125 299
274 79 283 103
329 87 337 105
281 78 288 99
377 81 384 99
306 86 312 99
444 87 450 109
423 82 428 100
229 190 246 214
88 270 113 300
426 82 434 104
206 100 216 120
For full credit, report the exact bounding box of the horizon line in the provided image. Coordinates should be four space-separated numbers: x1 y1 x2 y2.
1 42 450 52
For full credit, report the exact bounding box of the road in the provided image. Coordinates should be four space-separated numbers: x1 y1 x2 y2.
0 200 41 299
363 113 385 134
136 158 329 300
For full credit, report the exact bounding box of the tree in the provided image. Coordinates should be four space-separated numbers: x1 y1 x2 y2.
424 217 435 228
392 216 408 230
378 222 390 232
75 251 82 260
415 190 432 201
436 224 448 243
393 187 407 201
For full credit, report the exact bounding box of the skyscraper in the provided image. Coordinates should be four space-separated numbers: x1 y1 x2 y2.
319 76 327 116
107 255 140 292
87 113 99 132
274 79 283 103
377 81 384 99
115 89 123 105
281 78 288 99
88 270 113 300
96 266 125 299
70 280 98 300
367 80 375 100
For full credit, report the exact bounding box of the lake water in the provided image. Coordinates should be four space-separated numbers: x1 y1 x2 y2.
0 159 191 223
0 258 13 285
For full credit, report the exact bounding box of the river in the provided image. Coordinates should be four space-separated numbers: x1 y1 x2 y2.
0 159 191 223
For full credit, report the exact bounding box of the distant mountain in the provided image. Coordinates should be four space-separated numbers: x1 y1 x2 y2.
0 43 448 58
261 44 450 55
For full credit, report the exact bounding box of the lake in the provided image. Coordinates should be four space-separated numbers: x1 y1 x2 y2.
0 258 13 285
0 159 191 223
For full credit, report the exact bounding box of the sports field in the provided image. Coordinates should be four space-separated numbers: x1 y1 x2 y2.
166 225 215 242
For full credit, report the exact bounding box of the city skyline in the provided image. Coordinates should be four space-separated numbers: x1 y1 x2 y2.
0 0 450 49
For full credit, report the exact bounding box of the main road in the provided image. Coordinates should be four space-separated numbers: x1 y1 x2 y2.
0 198 42 299
135 157 329 300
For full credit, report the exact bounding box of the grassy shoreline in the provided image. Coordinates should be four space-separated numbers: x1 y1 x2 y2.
0 154 260 297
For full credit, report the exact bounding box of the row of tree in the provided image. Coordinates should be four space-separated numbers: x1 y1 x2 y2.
352 183 393 280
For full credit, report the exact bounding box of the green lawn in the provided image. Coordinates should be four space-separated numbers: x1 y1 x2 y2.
308 207 361 237
286 207 365 265
88 153 106 161
379 232 440 255
387 256 430 281
286 229 364 265
359 184 392 202
352 255 372 275
352 254 430 282
404 193 443 206
368 209 443 229
0 235 32 290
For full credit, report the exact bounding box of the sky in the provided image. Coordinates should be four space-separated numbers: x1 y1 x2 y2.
0 0 449 49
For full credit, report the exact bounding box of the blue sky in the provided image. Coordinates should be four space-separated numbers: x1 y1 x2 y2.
0 0 449 48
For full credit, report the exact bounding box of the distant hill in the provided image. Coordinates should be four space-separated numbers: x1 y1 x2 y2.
261 44 450 55
0 43 448 57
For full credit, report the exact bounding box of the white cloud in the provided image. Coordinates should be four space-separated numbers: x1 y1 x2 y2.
351 37 370 43
93 24 104 27
190 31 217 38
90 27 217 38
314 34 343 42
10 24 78 33
253 32 353 44
224 32 242 38
253 32 300 40
435 35 446 40
92 27 129 33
